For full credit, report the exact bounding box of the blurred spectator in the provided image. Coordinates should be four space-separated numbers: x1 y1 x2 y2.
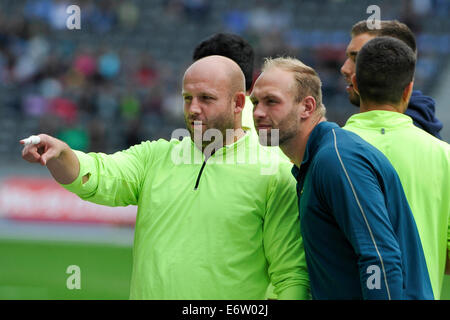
134 55 159 88
13 53 38 83
120 92 141 120
12 36 50 83
40 78 63 98
118 1 139 31
98 51 121 79
90 0 118 34
73 51 97 77
182 0 210 20
96 84 119 120
48 96 78 124
22 94 48 117
412 0 433 16
249 6 290 34
48 0 70 30
223 10 249 34
57 125 89 151
24 0 52 22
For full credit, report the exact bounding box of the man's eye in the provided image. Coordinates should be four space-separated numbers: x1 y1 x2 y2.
183 96 192 102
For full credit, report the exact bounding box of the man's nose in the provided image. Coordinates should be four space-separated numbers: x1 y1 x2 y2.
253 103 266 120
253 103 266 119
340 58 352 78
188 98 201 115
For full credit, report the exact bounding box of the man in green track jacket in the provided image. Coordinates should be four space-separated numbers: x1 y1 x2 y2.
20 55 309 300
343 36 450 299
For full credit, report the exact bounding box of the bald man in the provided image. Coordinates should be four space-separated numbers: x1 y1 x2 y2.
20 56 309 300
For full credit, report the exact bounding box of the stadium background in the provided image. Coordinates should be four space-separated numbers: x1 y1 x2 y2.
0 0 449 299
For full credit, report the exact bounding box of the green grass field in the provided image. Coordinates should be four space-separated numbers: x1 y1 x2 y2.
1 238 449 299
0 239 132 299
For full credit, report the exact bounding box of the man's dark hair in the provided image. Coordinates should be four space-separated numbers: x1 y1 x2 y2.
356 36 416 106
193 33 254 91
351 20 417 53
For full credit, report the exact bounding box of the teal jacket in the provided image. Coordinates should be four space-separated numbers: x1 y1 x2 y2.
294 121 433 299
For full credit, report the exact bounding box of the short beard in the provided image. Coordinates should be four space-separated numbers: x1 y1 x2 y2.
257 129 278 147
258 110 299 147
258 126 296 147
278 128 297 146
348 88 361 107
185 115 235 151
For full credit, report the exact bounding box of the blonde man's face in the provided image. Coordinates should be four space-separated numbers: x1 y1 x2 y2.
250 67 301 146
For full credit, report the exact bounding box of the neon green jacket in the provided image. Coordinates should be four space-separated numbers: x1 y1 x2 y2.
62 132 309 299
344 110 450 299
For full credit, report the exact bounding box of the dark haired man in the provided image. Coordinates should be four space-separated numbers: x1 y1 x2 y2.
344 36 450 299
341 20 443 139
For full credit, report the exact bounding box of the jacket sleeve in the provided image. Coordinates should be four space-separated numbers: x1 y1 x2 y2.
447 215 450 269
315 148 404 300
263 162 310 300
60 141 153 206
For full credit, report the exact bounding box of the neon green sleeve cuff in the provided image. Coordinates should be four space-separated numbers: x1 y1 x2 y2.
276 285 310 300
60 150 98 197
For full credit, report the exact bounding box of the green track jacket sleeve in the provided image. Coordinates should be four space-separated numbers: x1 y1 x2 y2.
264 166 310 300
62 142 152 206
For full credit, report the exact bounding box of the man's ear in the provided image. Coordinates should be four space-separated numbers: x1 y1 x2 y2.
402 81 414 104
300 96 317 119
234 92 246 114
351 74 360 95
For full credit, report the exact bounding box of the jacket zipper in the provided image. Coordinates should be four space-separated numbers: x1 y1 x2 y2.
194 159 207 190
194 150 216 190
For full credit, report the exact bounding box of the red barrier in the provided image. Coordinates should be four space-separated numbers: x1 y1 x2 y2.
0 177 136 225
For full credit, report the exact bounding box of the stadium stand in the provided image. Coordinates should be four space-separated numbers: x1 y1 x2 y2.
0 0 449 162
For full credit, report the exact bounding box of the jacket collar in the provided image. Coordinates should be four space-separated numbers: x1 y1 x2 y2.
187 129 251 159
345 110 413 130
292 121 340 180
